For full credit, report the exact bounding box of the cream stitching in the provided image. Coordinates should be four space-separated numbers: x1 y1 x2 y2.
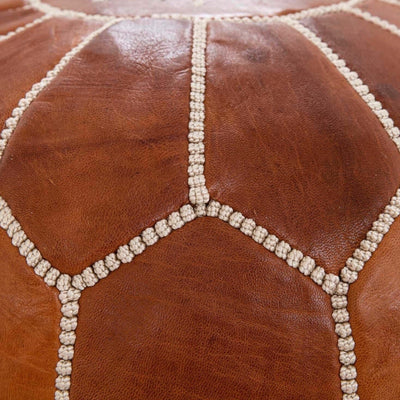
331 282 359 400
279 18 400 399
378 0 400 6
341 188 400 283
0 196 62 283
188 19 210 206
0 14 51 42
70 204 198 290
282 17 400 152
344 6 400 37
27 0 117 21
2 188 400 399
331 188 400 400
54 204 198 400
204 200 340 293
0 18 122 161
224 0 362 23
0 194 338 399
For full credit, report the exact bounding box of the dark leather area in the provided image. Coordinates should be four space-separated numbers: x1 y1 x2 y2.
0 19 191 275
71 217 341 400
348 218 400 400
0 228 60 400
204 20 400 275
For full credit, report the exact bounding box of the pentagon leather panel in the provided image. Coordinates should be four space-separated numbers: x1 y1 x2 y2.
0 1 400 400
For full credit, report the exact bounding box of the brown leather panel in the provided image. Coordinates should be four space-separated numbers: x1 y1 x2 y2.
0 19 191 275
0 17 101 131
348 218 400 400
205 21 400 274
71 217 341 400
0 7 43 34
0 228 60 400
359 0 400 26
44 0 342 17
302 12 400 129
0 0 24 12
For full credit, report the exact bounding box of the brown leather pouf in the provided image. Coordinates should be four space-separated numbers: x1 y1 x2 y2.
1 0 400 399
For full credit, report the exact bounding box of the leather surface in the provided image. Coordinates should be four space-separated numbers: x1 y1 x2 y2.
359 0 400 26
0 19 191 274
0 1 399 400
205 21 400 274
348 218 400 400
0 228 60 400
0 0 24 12
72 218 340 400
302 10 400 129
0 17 102 130
44 0 343 17
0 7 42 34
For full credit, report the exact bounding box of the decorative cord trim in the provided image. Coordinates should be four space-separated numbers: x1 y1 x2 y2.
284 16 400 398
378 0 400 6
27 0 117 21
55 280 80 400
223 0 362 23
282 17 400 152
340 188 400 284
25 0 362 23
344 6 400 37
4 5 33 12
70 204 198 290
0 14 51 42
331 282 359 400
331 188 400 400
0 195 62 284
3 192 400 399
203 199 340 294
188 19 210 206
0 18 122 160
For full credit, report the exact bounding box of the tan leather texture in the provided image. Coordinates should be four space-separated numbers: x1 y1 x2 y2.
0 1 400 400
72 218 340 400
0 0 24 12
348 217 400 400
0 7 42 34
359 0 400 26
302 9 400 128
205 20 400 274
0 17 102 130
0 19 191 274
0 229 60 400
